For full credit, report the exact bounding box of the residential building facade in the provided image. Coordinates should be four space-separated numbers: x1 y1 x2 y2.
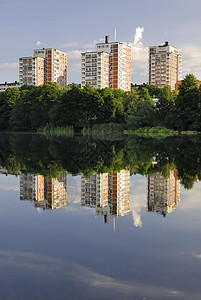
19 57 44 86
149 41 182 91
147 169 180 216
20 172 67 210
81 51 109 88
0 81 20 92
19 48 67 88
34 48 67 89
81 36 131 91
81 169 130 219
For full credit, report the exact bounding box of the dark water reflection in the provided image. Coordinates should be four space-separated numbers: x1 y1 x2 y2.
0 133 201 299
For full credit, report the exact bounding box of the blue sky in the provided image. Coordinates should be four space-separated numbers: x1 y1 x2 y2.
1 0 201 84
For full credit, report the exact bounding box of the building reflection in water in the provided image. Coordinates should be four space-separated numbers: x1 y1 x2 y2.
81 170 130 228
147 169 180 216
9 167 182 222
20 172 67 210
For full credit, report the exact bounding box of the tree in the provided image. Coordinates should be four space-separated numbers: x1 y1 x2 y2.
49 84 84 127
0 88 20 130
30 82 62 130
156 85 176 127
175 74 199 131
126 88 156 130
126 98 156 130
9 89 32 131
96 88 116 123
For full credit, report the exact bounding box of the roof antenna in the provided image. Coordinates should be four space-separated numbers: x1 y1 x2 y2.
114 27 116 42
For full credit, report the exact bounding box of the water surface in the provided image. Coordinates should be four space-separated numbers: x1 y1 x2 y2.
0 133 201 300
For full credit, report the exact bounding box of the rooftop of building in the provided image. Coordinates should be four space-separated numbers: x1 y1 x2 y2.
149 41 178 50
96 35 131 48
34 48 67 54
81 51 110 55
0 81 19 86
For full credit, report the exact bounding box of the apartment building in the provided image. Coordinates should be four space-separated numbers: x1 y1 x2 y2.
81 36 131 91
81 173 109 208
20 172 67 210
108 170 130 217
20 174 44 201
147 169 180 216
81 51 109 88
81 169 130 218
0 81 20 92
34 48 67 89
19 57 44 86
149 41 182 91
19 48 67 88
43 172 67 209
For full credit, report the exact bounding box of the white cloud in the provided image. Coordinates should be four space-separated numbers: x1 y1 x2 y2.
36 41 42 46
181 45 201 79
0 185 19 192
193 253 201 259
179 184 201 210
130 176 147 228
83 38 104 51
61 42 79 48
67 50 82 75
0 63 18 69
68 49 82 60
129 27 149 79
0 249 195 299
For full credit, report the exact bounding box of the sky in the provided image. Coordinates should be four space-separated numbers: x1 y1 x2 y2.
1 0 201 85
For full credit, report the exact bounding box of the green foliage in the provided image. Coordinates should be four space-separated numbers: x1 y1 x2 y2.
1 75 201 134
175 74 200 131
125 126 178 138
156 85 176 127
0 88 20 130
42 124 74 137
1 132 201 191
82 123 124 137
126 93 156 130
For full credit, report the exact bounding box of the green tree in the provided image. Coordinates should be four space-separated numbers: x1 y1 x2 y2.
9 89 33 131
175 74 199 131
0 88 20 130
126 88 156 130
30 82 62 130
156 85 176 127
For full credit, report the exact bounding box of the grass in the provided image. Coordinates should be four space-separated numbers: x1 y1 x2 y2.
180 130 199 135
124 126 179 138
82 123 124 137
41 124 74 137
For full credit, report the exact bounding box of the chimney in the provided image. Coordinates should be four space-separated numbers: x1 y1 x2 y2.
105 35 109 44
165 41 169 46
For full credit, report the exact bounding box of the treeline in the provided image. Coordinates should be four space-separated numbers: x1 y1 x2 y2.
0 133 201 190
0 74 201 132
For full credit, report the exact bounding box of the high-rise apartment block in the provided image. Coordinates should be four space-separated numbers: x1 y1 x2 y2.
34 48 67 88
147 169 180 216
81 170 130 218
19 48 67 88
20 172 67 210
149 41 182 91
19 57 44 86
20 174 44 201
43 172 67 209
81 36 131 91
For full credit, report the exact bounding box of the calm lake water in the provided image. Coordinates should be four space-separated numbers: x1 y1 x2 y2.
0 133 201 300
